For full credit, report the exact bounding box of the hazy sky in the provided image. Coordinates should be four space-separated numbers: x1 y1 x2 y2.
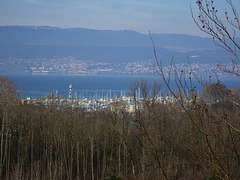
0 0 238 36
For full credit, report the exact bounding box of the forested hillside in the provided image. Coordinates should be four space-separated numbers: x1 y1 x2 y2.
0 26 235 63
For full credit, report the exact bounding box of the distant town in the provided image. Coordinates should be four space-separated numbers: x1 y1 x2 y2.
0 56 234 78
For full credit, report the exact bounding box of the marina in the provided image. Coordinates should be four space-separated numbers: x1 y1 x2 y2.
22 84 172 112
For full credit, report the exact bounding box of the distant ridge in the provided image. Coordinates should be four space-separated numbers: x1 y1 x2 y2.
0 26 235 64
0 25 214 48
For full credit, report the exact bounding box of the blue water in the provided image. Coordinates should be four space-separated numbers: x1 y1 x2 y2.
4 74 240 99
6 75 161 98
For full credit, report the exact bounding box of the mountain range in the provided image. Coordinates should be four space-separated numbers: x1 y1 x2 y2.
0 26 236 65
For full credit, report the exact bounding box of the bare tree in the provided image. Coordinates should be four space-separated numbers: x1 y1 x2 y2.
191 0 240 76
150 0 240 179
0 76 20 179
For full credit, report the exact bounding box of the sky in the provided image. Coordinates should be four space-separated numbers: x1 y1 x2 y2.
0 0 239 36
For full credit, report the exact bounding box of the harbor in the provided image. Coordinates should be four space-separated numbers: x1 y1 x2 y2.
22 84 174 112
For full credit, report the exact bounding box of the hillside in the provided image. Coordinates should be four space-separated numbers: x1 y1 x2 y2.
0 26 235 64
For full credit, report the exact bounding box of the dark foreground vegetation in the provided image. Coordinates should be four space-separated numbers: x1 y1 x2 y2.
0 76 240 180
1 0 240 179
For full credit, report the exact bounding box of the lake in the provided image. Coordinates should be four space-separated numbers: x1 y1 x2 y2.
3 74 240 99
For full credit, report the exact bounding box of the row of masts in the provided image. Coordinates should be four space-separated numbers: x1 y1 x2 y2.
40 84 202 102
69 88 130 100
67 84 171 101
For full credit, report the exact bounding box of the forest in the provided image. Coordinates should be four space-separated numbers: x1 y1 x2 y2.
0 0 240 179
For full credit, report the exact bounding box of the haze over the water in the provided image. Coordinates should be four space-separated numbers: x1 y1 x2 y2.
1 0 239 36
